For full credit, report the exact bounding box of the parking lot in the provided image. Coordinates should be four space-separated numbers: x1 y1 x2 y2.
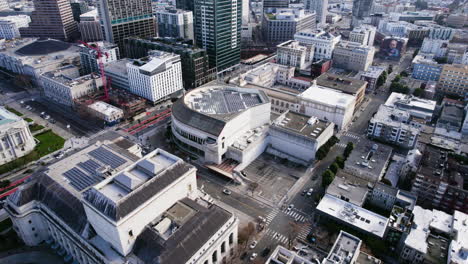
243 153 307 205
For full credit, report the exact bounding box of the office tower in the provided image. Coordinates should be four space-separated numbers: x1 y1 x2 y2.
263 8 316 44
78 9 104 42
176 0 194 12
263 0 289 11
156 8 194 40
0 15 30 40
194 0 241 71
70 0 89 22
305 0 328 25
19 0 78 41
332 41 375 72
351 0 374 28
349 25 376 46
80 41 119 75
97 0 156 56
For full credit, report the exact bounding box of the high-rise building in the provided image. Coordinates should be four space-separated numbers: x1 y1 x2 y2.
263 8 316 45
19 0 78 41
349 25 376 46
78 9 104 42
70 0 89 22
305 0 327 25
156 8 194 40
194 0 241 71
0 15 30 40
127 51 184 102
124 37 216 89
294 29 341 61
351 0 374 28
176 0 194 12
263 0 289 11
97 0 156 56
79 41 119 75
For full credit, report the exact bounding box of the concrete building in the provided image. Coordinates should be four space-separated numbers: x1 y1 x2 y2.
156 8 194 40
351 0 374 27
235 62 296 89
194 0 241 71
294 30 341 62
263 8 316 44
79 41 119 75
411 146 468 214
305 0 327 25
276 40 309 70
0 38 80 85
19 0 78 41
437 64 468 97
87 101 124 125
127 51 184 103
0 15 30 39
411 54 442 81
323 231 362 264
6 142 238 264
316 194 389 238
385 92 436 122
332 41 375 72
446 14 467 28
0 106 36 166
124 37 215 89
343 139 392 182
355 66 385 92
367 105 420 149
262 0 289 11
420 38 449 58
103 59 130 90
78 9 104 42
369 183 417 212
298 82 356 130
70 0 89 22
315 72 367 109
266 245 314 264
326 170 370 207
349 25 376 46
0 0 9 10
41 65 102 108
97 0 156 56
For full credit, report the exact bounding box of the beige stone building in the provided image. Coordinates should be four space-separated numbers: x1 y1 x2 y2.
437 64 468 97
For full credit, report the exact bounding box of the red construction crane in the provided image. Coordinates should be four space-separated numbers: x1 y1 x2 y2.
78 40 110 101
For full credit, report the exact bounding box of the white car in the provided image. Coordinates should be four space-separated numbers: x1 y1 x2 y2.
222 189 232 195
287 204 294 211
249 241 258 249
250 253 258 261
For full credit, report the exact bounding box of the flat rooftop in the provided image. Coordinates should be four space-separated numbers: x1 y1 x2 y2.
0 106 21 126
88 101 123 116
371 105 420 133
385 92 436 115
324 231 362 264
450 211 468 264
299 84 355 109
326 170 371 206
357 66 386 78
316 73 367 95
84 149 194 221
104 59 130 76
271 111 332 140
267 245 314 264
317 194 389 238
184 85 268 116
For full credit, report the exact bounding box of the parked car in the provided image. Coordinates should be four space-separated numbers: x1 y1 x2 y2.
222 189 232 195
261 247 271 257
307 188 313 196
249 241 258 249
249 253 258 261
287 204 294 211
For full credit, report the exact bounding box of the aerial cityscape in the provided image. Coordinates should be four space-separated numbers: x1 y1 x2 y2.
0 0 467 262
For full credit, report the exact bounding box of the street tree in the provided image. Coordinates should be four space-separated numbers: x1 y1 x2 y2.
335 156 345 169
286 221 302 250
322 169 335 188
238 222 256 251
248 182 259 196
330 162 339 174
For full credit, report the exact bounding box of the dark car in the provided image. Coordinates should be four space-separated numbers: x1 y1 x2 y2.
261 247 271 257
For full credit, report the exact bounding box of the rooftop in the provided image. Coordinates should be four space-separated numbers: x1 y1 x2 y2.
88 101 123 116
326 170 371 206
266 245 314 264
299 83 355 109
388 206 413 233
324 231 362 264
104 59 130 76
43 65 99 87
316 194 389 238
344 139 393 181
15 38 71 56
334 41 375 52
450 211 468 264
0 106 21 126
294 30 339 40
133 198 234 264
83 149 195 221
316 73 367 95
357 66 386 78
271 111 332 141
130 51 180 76
385 92 436 116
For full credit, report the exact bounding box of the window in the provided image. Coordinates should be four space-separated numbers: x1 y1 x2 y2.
221 242 226 253
212 250 218 263
229 233 233 245
129 230 133 237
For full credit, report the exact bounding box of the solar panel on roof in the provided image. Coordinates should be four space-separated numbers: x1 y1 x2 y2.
77 159 101 174
88 147 126 169
63 167 103 191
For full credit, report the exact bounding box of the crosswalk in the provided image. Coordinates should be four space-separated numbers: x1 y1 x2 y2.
264 228 289 244
342 132 360 140
265 208 280 224
282 209 308 223
297 225 312 241
336 143 347 148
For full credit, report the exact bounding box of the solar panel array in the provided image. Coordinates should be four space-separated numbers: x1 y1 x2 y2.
193 90 263 115
241 93 261 107
63 167 103 191
225 93 244 112
77 160 101 174
88 147 127 169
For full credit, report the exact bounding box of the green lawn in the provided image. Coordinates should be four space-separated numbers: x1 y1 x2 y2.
5 107 23 116
0 130 64 175
29 124 45 132
24 117 33 123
